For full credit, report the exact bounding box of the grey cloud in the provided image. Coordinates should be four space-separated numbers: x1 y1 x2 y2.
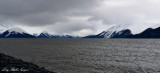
88 0 160 25
0 0 100 26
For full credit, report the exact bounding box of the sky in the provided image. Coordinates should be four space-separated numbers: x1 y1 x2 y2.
1 0 160 36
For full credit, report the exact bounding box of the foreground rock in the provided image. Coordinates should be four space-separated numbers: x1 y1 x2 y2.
0 53 55 73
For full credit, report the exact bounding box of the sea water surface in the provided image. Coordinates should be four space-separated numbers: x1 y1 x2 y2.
0 39 160 73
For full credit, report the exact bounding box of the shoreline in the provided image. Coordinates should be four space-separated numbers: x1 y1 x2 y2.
0 53 55 73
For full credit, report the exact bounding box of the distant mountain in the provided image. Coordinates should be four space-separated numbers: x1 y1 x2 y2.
83 31 107 38
0 28 35 38
84 29 132 38
0 30 78 38
84 24 160 38
111 27 160 38
128 27 160 38
36 32 78 38
36 32 53 38
0 25 80 38
84 24 130 38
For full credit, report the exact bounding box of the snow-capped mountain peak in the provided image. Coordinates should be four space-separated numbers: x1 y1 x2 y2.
103 24 129 38
0 24 27 34
98 24 160 38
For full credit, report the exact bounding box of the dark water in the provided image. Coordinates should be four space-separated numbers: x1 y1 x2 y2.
0 39 160 73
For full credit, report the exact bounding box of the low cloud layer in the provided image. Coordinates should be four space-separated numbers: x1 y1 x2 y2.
1 0 160 36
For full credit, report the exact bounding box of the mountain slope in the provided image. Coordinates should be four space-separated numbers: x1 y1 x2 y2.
110 27 160 38
110 29 133 38
84 24 160 38
83 31 107 38
0 28 78 38
36 32 78 38
129 27 160 38
0 28 35 38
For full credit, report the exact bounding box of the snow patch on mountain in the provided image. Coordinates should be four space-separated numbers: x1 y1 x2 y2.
103 24 129 38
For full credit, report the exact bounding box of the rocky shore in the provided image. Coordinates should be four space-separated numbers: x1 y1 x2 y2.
0 53 55 73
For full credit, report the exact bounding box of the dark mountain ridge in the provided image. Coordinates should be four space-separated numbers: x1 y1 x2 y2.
0 30 35 38
1 26 160 38
84 27 160 38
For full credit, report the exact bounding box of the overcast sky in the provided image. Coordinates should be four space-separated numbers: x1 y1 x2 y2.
1 0 160 36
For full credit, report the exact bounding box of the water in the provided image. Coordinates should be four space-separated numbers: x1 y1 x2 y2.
0 39 160 73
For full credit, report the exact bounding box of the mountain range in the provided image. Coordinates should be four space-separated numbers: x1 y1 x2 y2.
84 24 160 38
0 24 77 38
1 24 160 38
